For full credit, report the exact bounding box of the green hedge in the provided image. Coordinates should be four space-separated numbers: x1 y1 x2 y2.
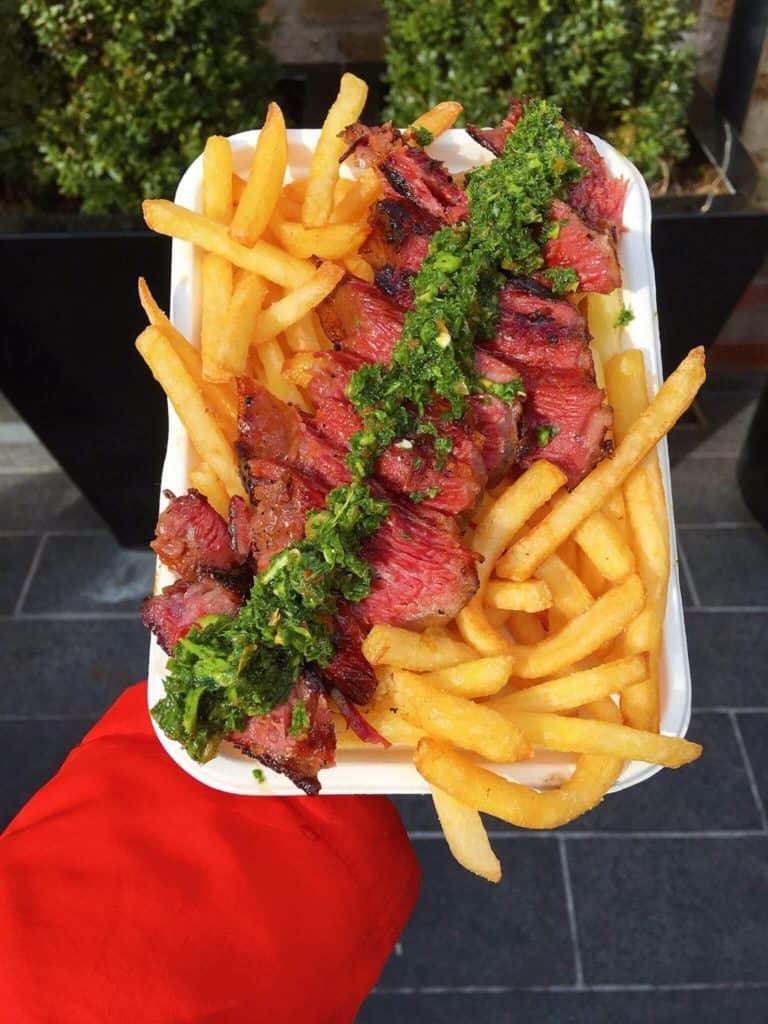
18 0 277 213
383 0 696 183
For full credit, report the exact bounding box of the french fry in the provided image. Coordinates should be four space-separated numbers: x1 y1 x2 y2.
231 173 246 206
494 708 702 768
272 217 369 260
215 273 268 377
605 347 670 731
420 656 515 699
457 461 566 655
486 580 552 613
199 136 236 381
431 786 501 883
137 278 238 436
389 670 531 762
252 263 344 346
414 700 625 830
529 553 594 619
506 574 645 679
409 101 463 140
588 290 623 366
333 698 425 748
501 348 705 580
256 336 309 410
203 136 233 225
282 178 308 202
231 102 287 246
507 610 547 645
135 326 245 498
200 253 233 381
188 463 231 518
143 200 314 288
343 255 375 283
487 655 647 713
329 169 382 224
303 73 368 227
362 624 476 671
571 508 635 582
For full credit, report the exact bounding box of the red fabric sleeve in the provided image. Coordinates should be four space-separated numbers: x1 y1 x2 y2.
0 683 419 1024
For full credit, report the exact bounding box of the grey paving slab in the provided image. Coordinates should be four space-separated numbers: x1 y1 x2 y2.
682 526 768 607
358 988 768 1023
736 713 768 820
22 533 155 614
377 838 573 988
668 393 756 462
568 837 768 984
0 392 20 423
677 534 695 606
565 712 760 832
704 369 767 393
0 619 148 716
0 718 94 831
0 534 39 615
390 795 437 833
0 471 104 531
671 457 754 524
687 610 768 708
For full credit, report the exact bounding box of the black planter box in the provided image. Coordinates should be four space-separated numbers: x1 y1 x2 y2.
1 71 766 546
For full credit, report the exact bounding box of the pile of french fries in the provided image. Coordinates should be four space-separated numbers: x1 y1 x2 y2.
135 74 705 884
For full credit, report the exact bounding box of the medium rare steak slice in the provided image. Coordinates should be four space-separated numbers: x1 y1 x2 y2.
142 576 243 654
467 393 522 484
467 99 627 235
341 123 468 224
486 278 593 376
151 489 245 581
357 496 479 628
235 460 326 572
236 376 300 462
229 672 336 795
321 604 378 705
317 273 404 363
362 198 441 308
519 372 613 485
541 199 620 294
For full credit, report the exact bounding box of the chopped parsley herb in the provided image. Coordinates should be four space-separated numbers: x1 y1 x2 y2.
288 699 310 736
412 456 425 472
479 377 527 403
541 266 579 295
535 423 560 447
252 768 265 783
346 99 584 478
411 126 434 147
614 305 635 328
409 486 440 503
151 483 389 762
542 217 568 241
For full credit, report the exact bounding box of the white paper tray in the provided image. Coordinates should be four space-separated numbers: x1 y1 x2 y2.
147 128 692 796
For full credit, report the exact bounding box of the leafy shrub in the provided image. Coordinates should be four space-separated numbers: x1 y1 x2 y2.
20 0 277 213
0 2 61 206
382 0 696 183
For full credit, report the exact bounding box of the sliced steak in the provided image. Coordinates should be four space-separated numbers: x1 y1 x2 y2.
466 99 627 236
541 199 620 294
235 460 326 572
362 198 441 308
142 576 243 654
318 273 404 363
341 123 468 224
467 393 522 484
151 490 244 581
236 376 300 462
567 127 628 235
358 496 479 628
321 604 378 705
487 278 593 376
229 671 336 795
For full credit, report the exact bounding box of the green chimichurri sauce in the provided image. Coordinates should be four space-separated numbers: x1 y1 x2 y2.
152 99 583 762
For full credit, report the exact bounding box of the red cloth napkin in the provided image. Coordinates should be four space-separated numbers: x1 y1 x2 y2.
0 683 419 1023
